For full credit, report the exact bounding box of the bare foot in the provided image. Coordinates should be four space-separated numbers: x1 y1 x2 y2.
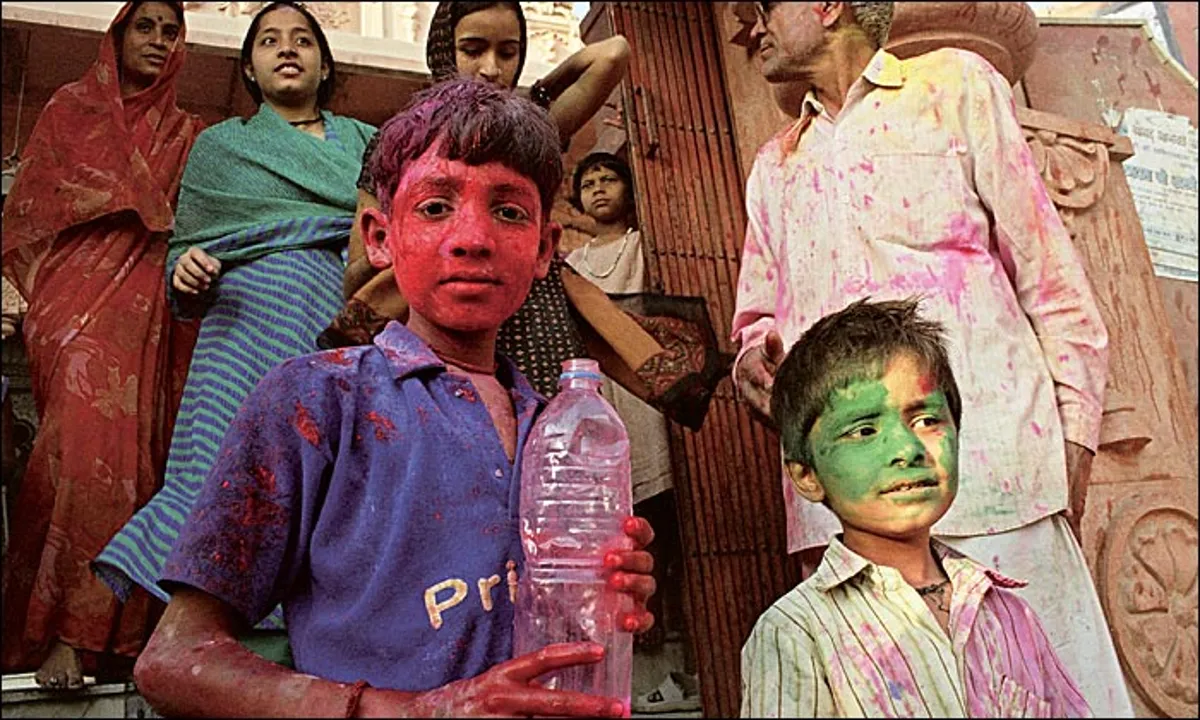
34 641 84 690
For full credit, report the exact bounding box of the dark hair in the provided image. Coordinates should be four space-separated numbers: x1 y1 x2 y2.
367 77 563 220
426 2 528 87
114 0 185 46
240 1 337 107
570 152 635 213
771 297 962 467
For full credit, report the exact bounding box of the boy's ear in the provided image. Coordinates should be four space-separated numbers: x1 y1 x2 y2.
785 460 825 504
361 207 393 269
535 221 562 279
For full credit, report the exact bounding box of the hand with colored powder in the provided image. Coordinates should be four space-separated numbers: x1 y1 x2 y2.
735 330 786 426
360 643 626 718
605 515 657 634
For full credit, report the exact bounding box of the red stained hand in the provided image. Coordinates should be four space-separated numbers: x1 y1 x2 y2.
603 516 657 634
360 643 625 718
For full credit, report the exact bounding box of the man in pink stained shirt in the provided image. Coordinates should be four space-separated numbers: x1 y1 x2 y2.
730 2 1132 716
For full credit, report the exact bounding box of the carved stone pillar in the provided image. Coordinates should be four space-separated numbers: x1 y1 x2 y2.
1021 106 1199 720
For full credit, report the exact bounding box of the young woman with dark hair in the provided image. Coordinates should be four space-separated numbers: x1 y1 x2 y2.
94 2 375 652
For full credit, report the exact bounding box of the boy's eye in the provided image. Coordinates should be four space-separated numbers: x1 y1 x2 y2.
297 36 312 46
843 425 877 440
261 37 276 46
495 205 530 223
912 414 943 430
416 200 453 218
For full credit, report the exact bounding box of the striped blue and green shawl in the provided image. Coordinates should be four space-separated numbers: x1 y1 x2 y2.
95 105 374 628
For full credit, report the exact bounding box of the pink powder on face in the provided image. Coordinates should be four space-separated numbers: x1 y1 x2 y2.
386 148 546 334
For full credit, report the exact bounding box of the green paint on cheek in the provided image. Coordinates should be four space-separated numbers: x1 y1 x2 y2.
939 422 960 494
810 379 893 502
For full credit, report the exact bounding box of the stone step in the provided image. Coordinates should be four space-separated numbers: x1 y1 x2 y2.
1 672 158 718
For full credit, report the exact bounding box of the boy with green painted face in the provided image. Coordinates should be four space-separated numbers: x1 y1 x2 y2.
740 298 1090 718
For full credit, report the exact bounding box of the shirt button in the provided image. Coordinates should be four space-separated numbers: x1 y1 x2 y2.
454 389 465 398
494 468 503 478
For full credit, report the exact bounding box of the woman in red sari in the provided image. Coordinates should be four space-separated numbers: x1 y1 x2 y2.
1 1 202 690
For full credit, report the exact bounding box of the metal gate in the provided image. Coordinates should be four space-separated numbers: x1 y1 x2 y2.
600 3 804 716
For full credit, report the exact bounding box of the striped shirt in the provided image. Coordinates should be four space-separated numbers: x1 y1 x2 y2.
740 537 1091 718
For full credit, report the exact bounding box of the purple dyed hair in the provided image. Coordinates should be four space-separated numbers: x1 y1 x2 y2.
367 77 563 220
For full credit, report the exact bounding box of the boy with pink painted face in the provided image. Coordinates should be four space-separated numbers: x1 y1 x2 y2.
132 78 655 718
741 298 1090 718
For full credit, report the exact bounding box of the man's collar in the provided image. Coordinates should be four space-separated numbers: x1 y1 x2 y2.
373 321 445 379
863 48 905 89
794 49 905 126
372 321 547 406
810 535 1026 593
781 49 904 155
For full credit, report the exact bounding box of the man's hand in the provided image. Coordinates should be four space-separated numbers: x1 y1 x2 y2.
734 330 786 423
1063 440 1094 542
606 516 657 634
173 247 222 295
361 643 626 718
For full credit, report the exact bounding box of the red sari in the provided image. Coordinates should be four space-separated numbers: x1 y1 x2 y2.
1 2 203 671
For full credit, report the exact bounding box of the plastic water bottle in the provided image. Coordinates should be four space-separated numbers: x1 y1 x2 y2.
514 358 633 714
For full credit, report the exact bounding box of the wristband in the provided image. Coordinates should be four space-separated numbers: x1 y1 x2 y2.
531 79 553 108
345 680 370 718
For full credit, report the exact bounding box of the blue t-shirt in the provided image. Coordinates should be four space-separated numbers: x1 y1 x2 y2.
161 322 546 690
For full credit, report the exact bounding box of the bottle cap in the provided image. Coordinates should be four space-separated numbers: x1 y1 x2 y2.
559 358 602 382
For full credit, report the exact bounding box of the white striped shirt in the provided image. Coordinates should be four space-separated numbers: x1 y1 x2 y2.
740 537 1091 717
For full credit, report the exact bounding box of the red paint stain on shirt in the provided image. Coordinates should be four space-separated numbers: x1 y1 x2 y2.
323 348 355 366
1030 421 1044 437
859 159 875 174
364 411 397 441
293 401 321 448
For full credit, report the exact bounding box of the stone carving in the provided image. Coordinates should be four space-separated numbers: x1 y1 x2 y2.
1023 127 1110 238
887 2 1039 86
1101 496 1199 719
304 2 355 31
183 1 263 17
528 28 573 66
178 1 580 66
390 1 422 44
524 2 576 22
182 1 354 30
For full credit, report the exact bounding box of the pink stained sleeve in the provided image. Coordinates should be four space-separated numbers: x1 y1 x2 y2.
731 157 781 396
963 55 1109 452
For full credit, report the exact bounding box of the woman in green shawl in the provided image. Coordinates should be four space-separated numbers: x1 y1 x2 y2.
94 2 374 633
